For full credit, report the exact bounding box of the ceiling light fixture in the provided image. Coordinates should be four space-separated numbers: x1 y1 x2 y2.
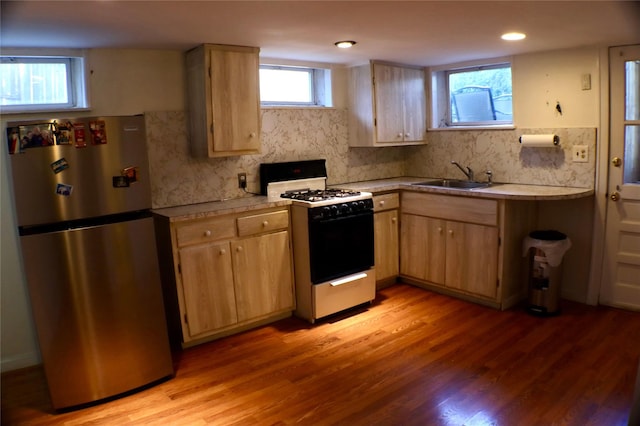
335 40 356 49
501 32 526 41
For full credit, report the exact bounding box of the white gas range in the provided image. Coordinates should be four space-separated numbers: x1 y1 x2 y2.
260 160 376 323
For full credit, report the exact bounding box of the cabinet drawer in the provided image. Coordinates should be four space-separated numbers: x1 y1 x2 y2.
237 210 289 237
175 216 236 247
373 193 399 212
402 192 498 226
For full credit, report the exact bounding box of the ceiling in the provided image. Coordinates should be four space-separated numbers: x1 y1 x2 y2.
1 1 639 67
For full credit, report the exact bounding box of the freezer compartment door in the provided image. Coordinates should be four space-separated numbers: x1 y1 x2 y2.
9 115 151 227
20 217 173 409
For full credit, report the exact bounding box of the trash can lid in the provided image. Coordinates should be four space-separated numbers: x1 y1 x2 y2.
529 230 567 241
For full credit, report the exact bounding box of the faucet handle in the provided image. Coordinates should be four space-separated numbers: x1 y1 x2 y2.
485 170 493 184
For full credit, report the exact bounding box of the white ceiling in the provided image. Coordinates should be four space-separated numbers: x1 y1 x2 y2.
1 1 639 67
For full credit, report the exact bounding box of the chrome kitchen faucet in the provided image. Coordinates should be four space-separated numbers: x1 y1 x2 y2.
451 160 474 181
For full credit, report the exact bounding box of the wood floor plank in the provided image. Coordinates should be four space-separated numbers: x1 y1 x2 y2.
2 284 640 425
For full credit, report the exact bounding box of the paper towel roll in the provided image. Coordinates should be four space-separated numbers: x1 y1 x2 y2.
519 134 559 147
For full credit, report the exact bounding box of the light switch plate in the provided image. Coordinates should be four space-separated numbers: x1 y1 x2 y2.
572 145 588 163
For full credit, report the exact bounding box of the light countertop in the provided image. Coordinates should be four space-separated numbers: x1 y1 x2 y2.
153 196 291 222
153 177 594 221
333 177 594 201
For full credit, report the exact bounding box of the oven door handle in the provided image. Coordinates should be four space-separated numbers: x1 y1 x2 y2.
330 272 368 287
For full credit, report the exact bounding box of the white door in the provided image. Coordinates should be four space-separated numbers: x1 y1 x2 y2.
601 45 640 310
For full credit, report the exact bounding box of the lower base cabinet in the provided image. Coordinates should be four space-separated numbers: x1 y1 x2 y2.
400 215 498 299
373 193 400 288
155 207 295 347
400 191 535 309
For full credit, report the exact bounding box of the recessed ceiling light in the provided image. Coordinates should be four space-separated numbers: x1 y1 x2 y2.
501 32 526 41
335 40 356 49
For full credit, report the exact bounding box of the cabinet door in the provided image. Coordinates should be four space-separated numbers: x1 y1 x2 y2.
232 231 294 322
373 63 405 143
209 48 260 155
374 209 399 282
400 214 446 284
402 67 427 142
445 222 499 299
179 241 237 337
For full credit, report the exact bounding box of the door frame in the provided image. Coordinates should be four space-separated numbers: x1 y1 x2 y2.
586 47 610 305
589 45 640 305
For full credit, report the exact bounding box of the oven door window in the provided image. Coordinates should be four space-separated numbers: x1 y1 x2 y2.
308 211 374 284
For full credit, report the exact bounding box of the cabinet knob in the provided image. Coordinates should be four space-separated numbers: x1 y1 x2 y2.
405 133 410 137
391 217 397 223
379 200 385 206
204 230 212 237
448 229 454 236
262 221 269 227
437 227 443 233
397 132 403 138
219 248 226 255
249 132 257 138
236 246 243 252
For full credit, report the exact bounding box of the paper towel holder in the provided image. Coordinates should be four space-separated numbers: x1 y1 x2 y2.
519 134 560 146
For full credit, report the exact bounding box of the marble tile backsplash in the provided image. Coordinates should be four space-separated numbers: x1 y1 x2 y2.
405 128 596 188
145 110 596 209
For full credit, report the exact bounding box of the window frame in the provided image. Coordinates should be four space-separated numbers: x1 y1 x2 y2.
259 62 332 107
429 57 514 129
0 49 89 114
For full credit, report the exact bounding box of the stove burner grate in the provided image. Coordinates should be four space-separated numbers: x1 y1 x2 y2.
281 188 361 202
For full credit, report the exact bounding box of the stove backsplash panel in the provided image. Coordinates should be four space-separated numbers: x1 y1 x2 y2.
145 109 405 208
145 110 596 209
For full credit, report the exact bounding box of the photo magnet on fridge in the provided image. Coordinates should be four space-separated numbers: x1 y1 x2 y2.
112 176 130 188
51 158 69 174
55 183 73 196
90 120 107 145
122 166 140 183
18 124 55 149
54 122 75 145
74 123 87 148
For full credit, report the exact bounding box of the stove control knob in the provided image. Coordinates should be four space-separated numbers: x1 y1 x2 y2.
358 201 366 210
330 205 339 216
340 203 351 214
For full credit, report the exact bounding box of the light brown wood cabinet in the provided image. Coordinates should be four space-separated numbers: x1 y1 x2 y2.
186 44 261 157
400 191 535 309
348 61 427 147
373 193 399 288
155 207 294 347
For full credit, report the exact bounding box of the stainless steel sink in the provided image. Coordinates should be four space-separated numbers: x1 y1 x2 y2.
412 179 493 190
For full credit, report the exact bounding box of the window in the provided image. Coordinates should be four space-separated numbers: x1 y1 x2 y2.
430 59 512 128
0 52 88 113
259 64 332 107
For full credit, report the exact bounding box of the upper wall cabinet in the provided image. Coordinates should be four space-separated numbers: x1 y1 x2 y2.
186 44 261 158
348 61 427 147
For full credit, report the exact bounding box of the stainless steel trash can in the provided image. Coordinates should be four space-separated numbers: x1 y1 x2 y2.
524 230 571 316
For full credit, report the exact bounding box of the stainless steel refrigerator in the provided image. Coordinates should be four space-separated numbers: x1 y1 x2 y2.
6 115 173 410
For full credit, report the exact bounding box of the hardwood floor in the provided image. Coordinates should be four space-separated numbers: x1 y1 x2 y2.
3 283 640 425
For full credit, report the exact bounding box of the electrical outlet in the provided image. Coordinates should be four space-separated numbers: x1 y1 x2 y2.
572 145 588 163
237 173 247 189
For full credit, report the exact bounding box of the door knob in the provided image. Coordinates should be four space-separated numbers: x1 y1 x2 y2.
610 191 620 201
612 157 622 167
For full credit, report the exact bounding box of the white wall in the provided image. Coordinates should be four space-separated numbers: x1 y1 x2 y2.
513 47 600 128
515 47 600 303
